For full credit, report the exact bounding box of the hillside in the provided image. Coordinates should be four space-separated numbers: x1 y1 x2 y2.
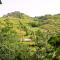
0 11 60 60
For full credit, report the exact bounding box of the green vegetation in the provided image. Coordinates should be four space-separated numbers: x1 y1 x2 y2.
0 11 60 60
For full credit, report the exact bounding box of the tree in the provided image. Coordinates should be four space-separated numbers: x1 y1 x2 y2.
48 32 60 60
0 0 2 4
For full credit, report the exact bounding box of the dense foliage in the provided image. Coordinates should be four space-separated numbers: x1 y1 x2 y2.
0 11 60 60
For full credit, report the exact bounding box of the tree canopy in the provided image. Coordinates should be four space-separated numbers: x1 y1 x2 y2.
0 11 60 60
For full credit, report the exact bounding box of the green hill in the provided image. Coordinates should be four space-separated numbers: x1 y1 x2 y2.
0 11 60 60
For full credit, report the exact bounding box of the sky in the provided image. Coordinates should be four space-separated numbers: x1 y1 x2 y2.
0 0 60 17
